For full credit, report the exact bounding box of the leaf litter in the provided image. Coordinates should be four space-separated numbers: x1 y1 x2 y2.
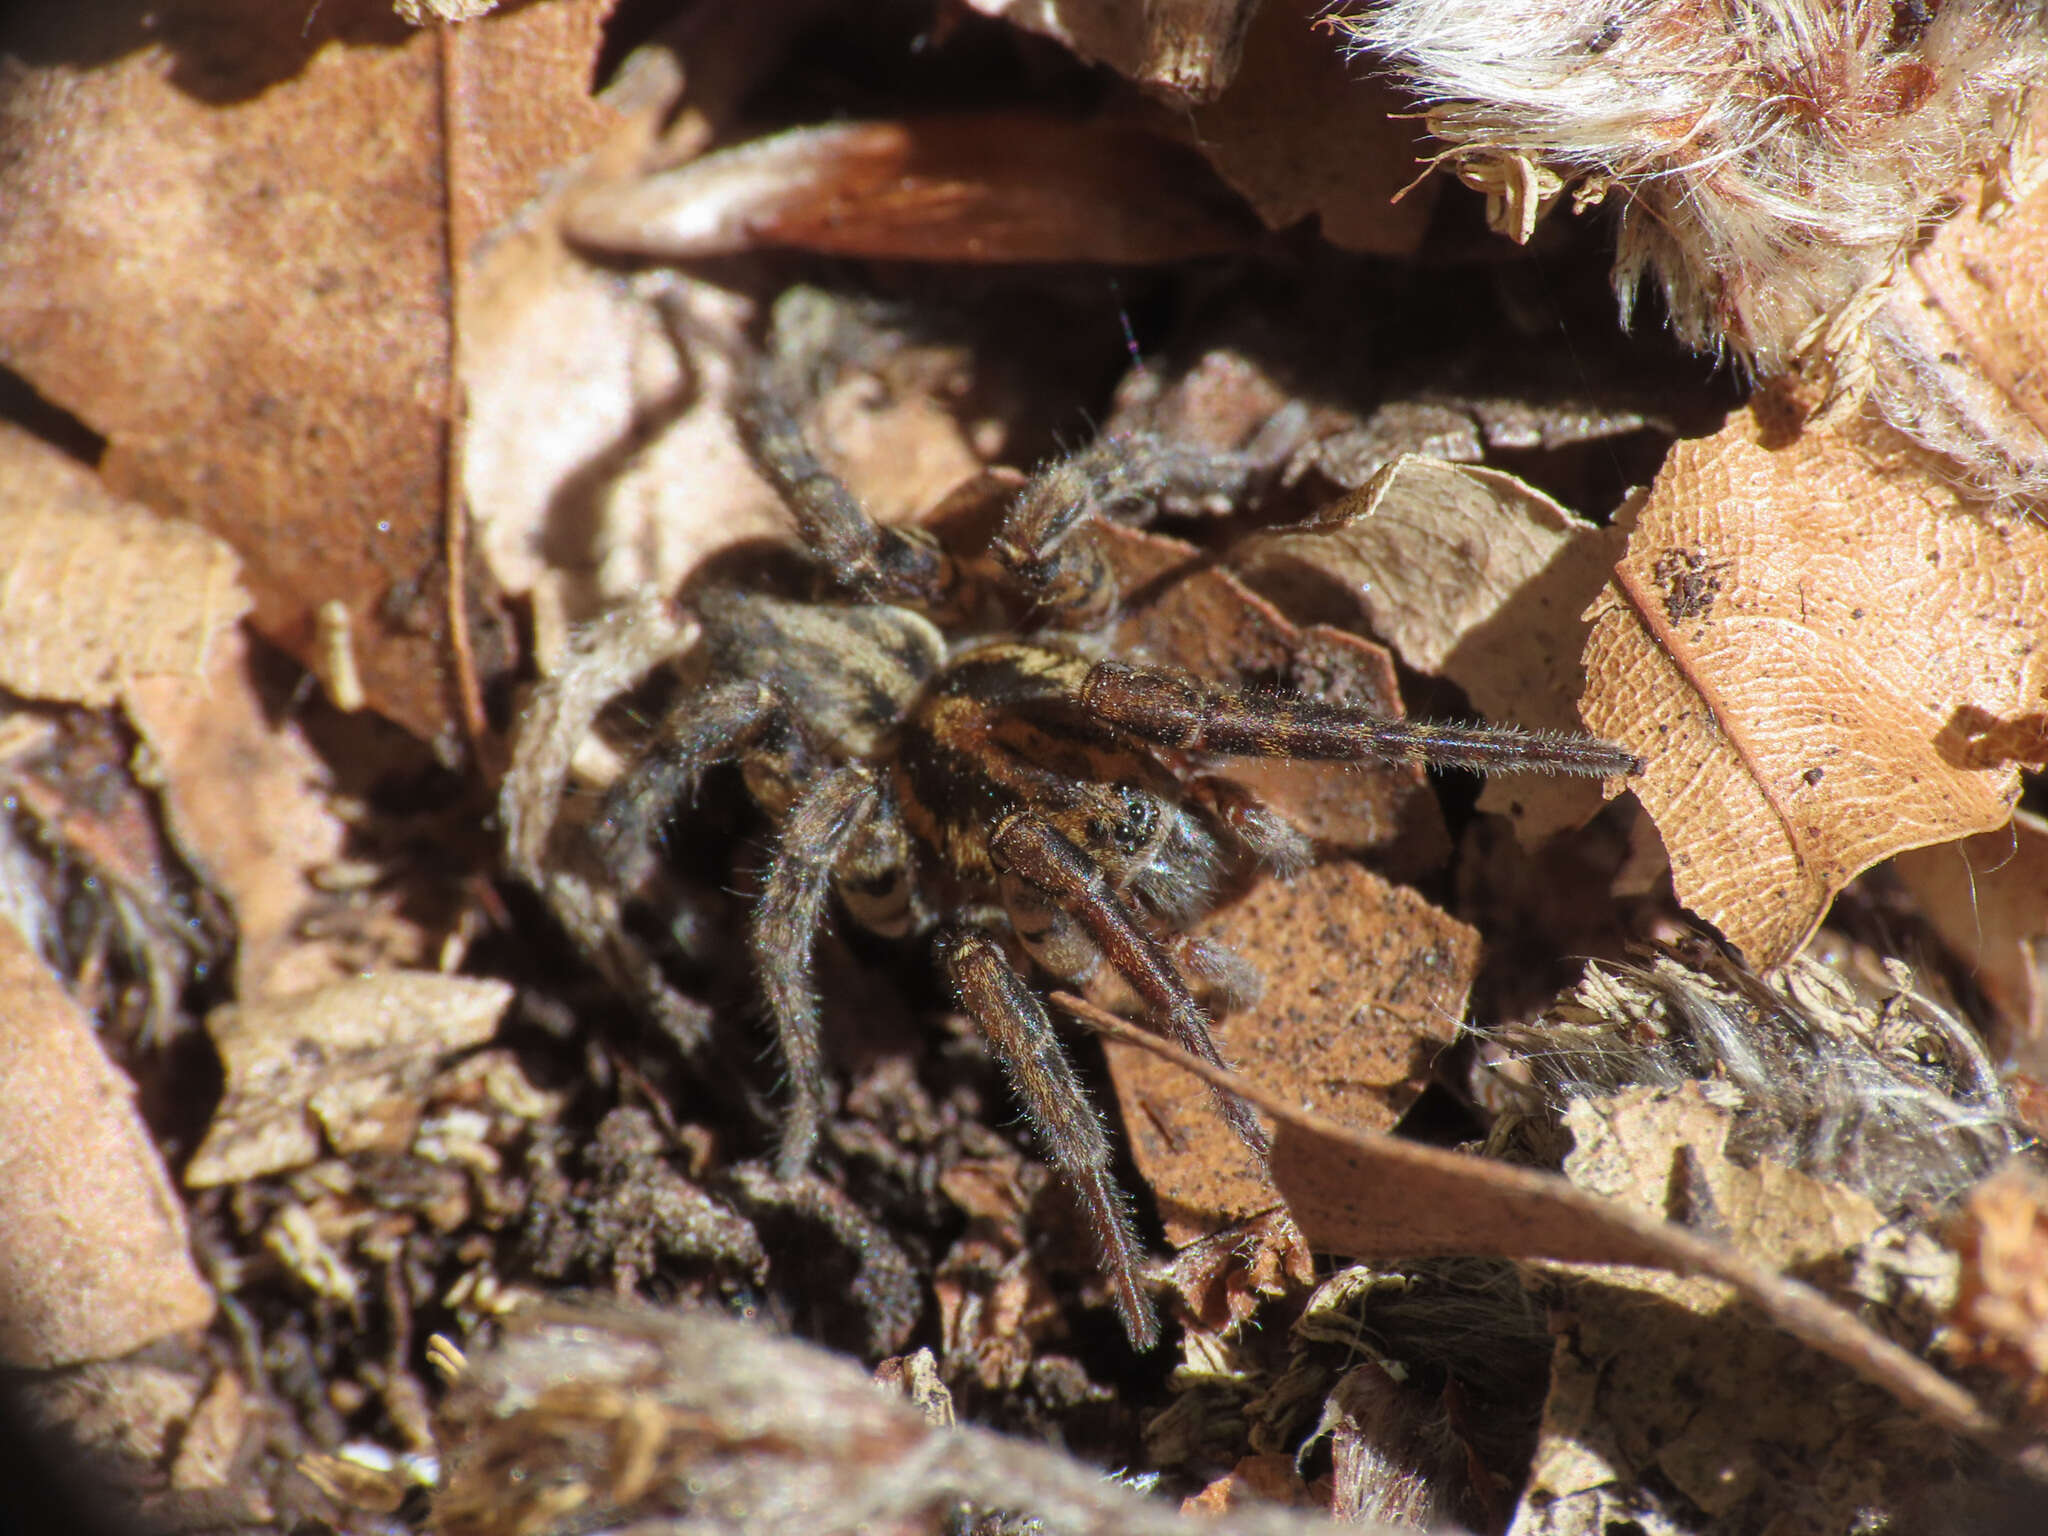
0 1 2046 1533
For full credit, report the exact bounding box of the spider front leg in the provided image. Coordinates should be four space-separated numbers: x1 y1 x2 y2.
732 369 958 613
989 812 1269 1157
936 927 1158 1349
753 764 885 1179
1081 660 1642 778
991 432 1281 624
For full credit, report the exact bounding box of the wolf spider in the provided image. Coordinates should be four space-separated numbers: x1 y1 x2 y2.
595 370 1638 1349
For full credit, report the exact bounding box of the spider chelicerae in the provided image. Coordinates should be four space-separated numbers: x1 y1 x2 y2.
592 363 1639 1349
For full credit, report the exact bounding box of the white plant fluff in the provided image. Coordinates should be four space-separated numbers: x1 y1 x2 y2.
1339 0 2048 377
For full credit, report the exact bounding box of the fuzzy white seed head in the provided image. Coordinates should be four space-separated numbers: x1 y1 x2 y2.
1339 0 2048 376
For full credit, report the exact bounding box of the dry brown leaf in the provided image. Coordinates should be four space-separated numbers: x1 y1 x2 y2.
0 425 248 708
962 0 1264 103
123 627 387 1002
1103 861 1477 1245
1517 1087 1974 1533
1244 455 1630 842
0 922 213 1367
1893 810 2048 1069
1581 407 2048 965
1560 1085 1885 1271
564 112 1261 265
1062 997 2045 1468
1946 1162 2048 1425
186 971 512 1187
0 0 624 746
1182 0 1435 255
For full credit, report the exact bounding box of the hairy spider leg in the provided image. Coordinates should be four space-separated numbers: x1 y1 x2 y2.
591 681 786 884
754 765 884 1179
937 927 1159 1349
733 371 957 612
1080 660 1643 779
989 812 1270 1158
990 432 1274 623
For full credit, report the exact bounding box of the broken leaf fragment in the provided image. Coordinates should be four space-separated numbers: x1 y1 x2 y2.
1580 407 2048 965
1945 1162 2048 1427
187 972 514 1187
1102 861 1478 1244
0 425 249 709
1243 453 1630 842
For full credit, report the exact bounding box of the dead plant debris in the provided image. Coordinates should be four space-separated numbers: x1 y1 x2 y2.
1 2 2046 1534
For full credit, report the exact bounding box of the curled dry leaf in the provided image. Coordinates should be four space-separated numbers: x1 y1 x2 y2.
0 425 248 709
1243 454 1630 842
961 0 1265 104
1063 998 2048 1471
1179 0 1435 256
185 972 513 1188
1893 810 2048 1069
461 195 781 625
564 112 1261 265
1580 407 2048 966
1946 1162 2048 1426
0 922 214 1368
1102 860 1478 1244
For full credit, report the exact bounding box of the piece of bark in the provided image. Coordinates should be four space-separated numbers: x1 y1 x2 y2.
0 923 213 1367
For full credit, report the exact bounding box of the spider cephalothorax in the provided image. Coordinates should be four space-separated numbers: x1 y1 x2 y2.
595 368 1638 1348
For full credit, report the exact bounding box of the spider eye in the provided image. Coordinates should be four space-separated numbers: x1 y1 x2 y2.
1101 784 1159 855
